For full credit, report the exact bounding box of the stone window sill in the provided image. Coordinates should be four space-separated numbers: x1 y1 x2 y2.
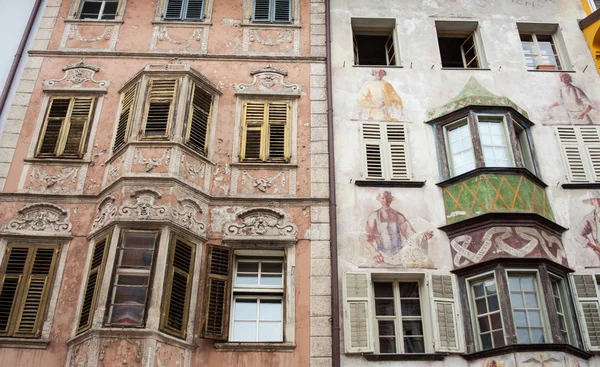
527 69 574 73
240 22 301 29
0 338 49 349
355 180 425 188
64 19 124 25
152 20 212 27
441 67 491 71
24 158 91 165
231 162 298 169
353 65 404 68
363 353 448 361
214 342 296 352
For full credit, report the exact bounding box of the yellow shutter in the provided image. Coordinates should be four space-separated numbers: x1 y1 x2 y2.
241 101 266 161
143 78 178 139
36 98 71 157
77 236 110 334
113 82 139 153
61 98 95 158
266 101 290 161
201 245 232 340
185 83 213 155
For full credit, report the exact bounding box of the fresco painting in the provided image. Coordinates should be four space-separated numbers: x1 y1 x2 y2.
469 355 515 367
545 73 595 124
574 191 600 267
357 68 404 121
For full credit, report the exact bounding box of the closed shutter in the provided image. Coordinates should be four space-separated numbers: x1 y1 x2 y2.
37 98 71 157
77 236 109 334
571 274 600 350
428 274 460 352
164 0 184 19
267 102 290 161
361 123 384 179
143 78 178 138
273 0 291 23
343 272 374 353
581 126 600 182
361 122 409 180
241 101 266 161
556 126 599 182
161 238 195 338
113 83 139 153
61 98 94 158
185 0 205 19
201 245 232 340
386 123 409 180
253 0 271 22
185 83 212 155
0 247 29 335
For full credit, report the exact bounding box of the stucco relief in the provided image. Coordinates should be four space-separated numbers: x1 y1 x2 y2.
98 338 143 367
233 65 304 95
26 166 80 193
104 153 126 187
132 148 171 173
241 170 286 193
225 207 297 238
121 189 168 219
60 23 120 51
2 203 72 234
68 339 98 367
544 73 596 124
155 342 185 367
356 68 405 121
43 60 109 89
150 26 208 54
92 196 118 231
171 198 206 233
212 163 230 195
242 28 300 55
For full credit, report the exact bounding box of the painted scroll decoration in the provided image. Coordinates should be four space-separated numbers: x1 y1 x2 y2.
3 203 72 234
120 189 167 219
92 196 118 231
233 65 303 95
43 60 109 88
226 207 297 238
171 198 206 233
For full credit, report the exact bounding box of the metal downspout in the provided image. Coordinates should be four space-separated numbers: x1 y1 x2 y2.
324 0 340 365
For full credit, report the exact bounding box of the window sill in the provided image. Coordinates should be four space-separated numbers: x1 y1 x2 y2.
231 162 298 169
462 343 590 361
0 338 49 349
68 328 195 350
363 353 448 361
352 65 403 68
527 69 574 73
355 180 425 188
240 22 301 29
152 20 212 27
214 342 296 352
440 67 491 71
25 158 91 165
63 19 124 25
562 183 600 189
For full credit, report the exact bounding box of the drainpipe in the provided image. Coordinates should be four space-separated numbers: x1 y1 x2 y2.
324 0 340 365
0 0 44 121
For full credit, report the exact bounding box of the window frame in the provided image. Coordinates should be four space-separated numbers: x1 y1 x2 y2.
251 0 292 24
435 21 487 69
550 273 574 344
351 18 399 67
77 0 121 20
516 23 572 71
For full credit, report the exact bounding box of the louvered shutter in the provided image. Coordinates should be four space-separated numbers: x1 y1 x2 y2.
114 83 139 153
273 0 291 23
253 0 271 22
164 0 184 19
241 101 266 161
37 98 71 156
185 0 204 19
143 78 178 138
0 247 29 336
428 274 460 352
386 123 409 180
61 98 94 158
201 245 232 340
185 84 212 155
77 237 109 334
361 122 384 179
557 127 590 182
581 126 600 182
343 272 374 353
161 239 195 338
571 274 600 350
267 102 290 161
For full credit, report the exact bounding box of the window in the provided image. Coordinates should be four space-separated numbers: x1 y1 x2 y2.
343 273 460 354
79 0 119 20
352 18 397 66
435 21 484 69
556 126 600 183
164 0 205 21
470 276 505 350
517 23 570 71
0 244 60 338
361 122 409 180
446 120 475 176
77 236 110 334
240 101 291 162
252 0 291 23
550 276 571 344
36 97 96 159
571 274 600 350
105 230 159 327
507 273 546 344
142 78 179 139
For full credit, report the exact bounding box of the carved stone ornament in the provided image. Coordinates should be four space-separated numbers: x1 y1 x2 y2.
171 198 205 233
3 203 72 234
29 166 79 192
241 170 285 193
226 207 297 238
43 59 109 88
133 148 171 172
92 196 118 231
120 189 167 219
233 64 303 95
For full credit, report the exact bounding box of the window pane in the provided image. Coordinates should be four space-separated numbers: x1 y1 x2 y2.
514 310 527 327
102 2 118 19
399 283 419 298
529 311 542 327
517 327 531 343
375 299 395 316
478 316 490 332
259 300 282 321
374 282 394 297
109 304 145 325
531 328 544 343
400 300 421 317
80 2 101 18
404 337 425 353
476 298 487 314
492 331 505 347
481 333 493 350
490 313 502 330
508 274 545 345
120 249 153 267
238 262 259 273
478 120 510 167
378 320 395 336
472 277 504 351
473 283 484 297
234 299 257 320
232 321 257 341
261 274 283 286
525 293 538 308
402 320 423 336
113 286 147 304
379 337 396 353
258 322 283 341
448 124 475 175
488 295 499 312
262 262 282 273
123 232 157 248
510 292 524 308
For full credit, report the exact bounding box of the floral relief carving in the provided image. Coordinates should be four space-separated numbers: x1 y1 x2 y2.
92 196 118 231
171 198 206 233
150 26 206 52
181 154 206 179
120 189 167 219
248 29 292 46
226 207 297 238
233 65 303 95
241 171 285 193
98 338 143 367
3 203 72 234
43 60 109 88
28 166 79 192
133 148 171 172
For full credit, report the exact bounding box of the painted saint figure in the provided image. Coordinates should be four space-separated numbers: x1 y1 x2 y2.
357 68 404 121
575 191 600 265
363 191 433 265
550 73 593 124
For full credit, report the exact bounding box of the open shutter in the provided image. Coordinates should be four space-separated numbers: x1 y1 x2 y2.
557 127 589 182
37 98 71 157
428 274 460 352
353 34 360 65
460 33 478 68
571 274 600 350
384 33 396 66
164 0 184 19
343 272 374 353
114 82 139 153
61 98 94 158
273 0 291 23
253 0 271 22
143 78 178 138
241 101 266 161
267 102 290 161
14 247 59 338
77 236 109 334
361 122 384 180
386 123 409 180
161 238 195 338
201 245 232 340
185 0 205 20
0 247 29 336
581 126 600 182
185 84 212 155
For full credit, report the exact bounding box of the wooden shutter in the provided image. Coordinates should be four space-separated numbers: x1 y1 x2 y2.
185 0 205 19
77 236 109 334
428 274 460 352
161 238 195 339
557 126 591 182
273 0 291 23
37 98 71 157
241 101 266 161
343 272 374 353
571 274 600 350
143 78 178 138
201 245 232 340
386 123 409 180
267 102 290 161
113 83 139 153
581 126 600 182
385 32 395 66
353 33 360 65
61 98 94 158
164 0 184 19
0 247 29 335
361 122 384 179
253 0 271 22
185 83 213 155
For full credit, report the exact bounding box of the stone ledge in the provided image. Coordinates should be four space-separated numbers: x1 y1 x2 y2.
0 338 49 349
214 342 296 352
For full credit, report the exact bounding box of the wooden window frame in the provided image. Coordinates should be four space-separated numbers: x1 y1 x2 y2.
163 0 207 21
112 82 140 154
184 82 214 156
520 33 563 71
77 0 121 20
240 100 292 163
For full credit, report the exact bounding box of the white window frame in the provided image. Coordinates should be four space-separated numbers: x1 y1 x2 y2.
435 21 487 69
360 122 410 181
444 118 475 177
588 0 600 12
476 114 514 168
78 0 120 20
351 18 400 67
517 23 572 71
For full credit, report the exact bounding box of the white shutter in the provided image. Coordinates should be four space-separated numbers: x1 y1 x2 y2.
343 272 374 353
385 123 409 180
361 122 384 180
428 274 461 352
581 126 600 182
570 274 600 350
556 127 589 182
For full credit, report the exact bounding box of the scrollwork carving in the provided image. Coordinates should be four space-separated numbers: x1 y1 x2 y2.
133 148 171 172
43 59 109 88
29 166 79 192
92 196 118 231
171 198 205 233
226 207 297 238
248 30 292 46
120 189 167 219
241 171 285 193
233 64 303 95
3 203 72 234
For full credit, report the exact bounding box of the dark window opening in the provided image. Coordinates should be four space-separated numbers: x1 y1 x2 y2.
80 0 118 20
438 35 479 68
353 33 395 66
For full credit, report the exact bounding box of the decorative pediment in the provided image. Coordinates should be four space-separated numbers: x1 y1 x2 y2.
226 208 297 238
233 65 303 95
43 60 110 88
120 189 167 219
92 195 118 231
3 203 72 235
171 198 206 233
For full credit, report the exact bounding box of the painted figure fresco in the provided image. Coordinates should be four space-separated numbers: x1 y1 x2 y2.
575 191 600 266
357 68 404 121
362 191 433 266
483 359 503 367
549 73 593 124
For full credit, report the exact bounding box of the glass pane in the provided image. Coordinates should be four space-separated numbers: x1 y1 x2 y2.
473 283 484 297
485 280 497 295
531 328 545 343
374 282 394 297
116 274 149 286
232 321 257 341
80 2 101 18
508 276 521 291
120 249 153 267
528 310 542 327
510 292 524 308
402 320 423 336
517 327 531 343
514 310 527 327
399 282 419 298
401 300 421 316
237 262 259 273
236 274 259 285
261 274 283 286
378 320 395 336
375 299 395 316
492 331 505 347
476 299 487 314
490 313 502 330
488 296 499 312
259 300 282 321
262 262 282 273
258 321 283 341
525 293 539 308
234 299 257 320
521 276 535 291
404 337 425 353
379 338 396 353
123 232 156 248
478 316 490 332
481 333 492 350
113 286 147 304
109 304 144 325
102 2 118 19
